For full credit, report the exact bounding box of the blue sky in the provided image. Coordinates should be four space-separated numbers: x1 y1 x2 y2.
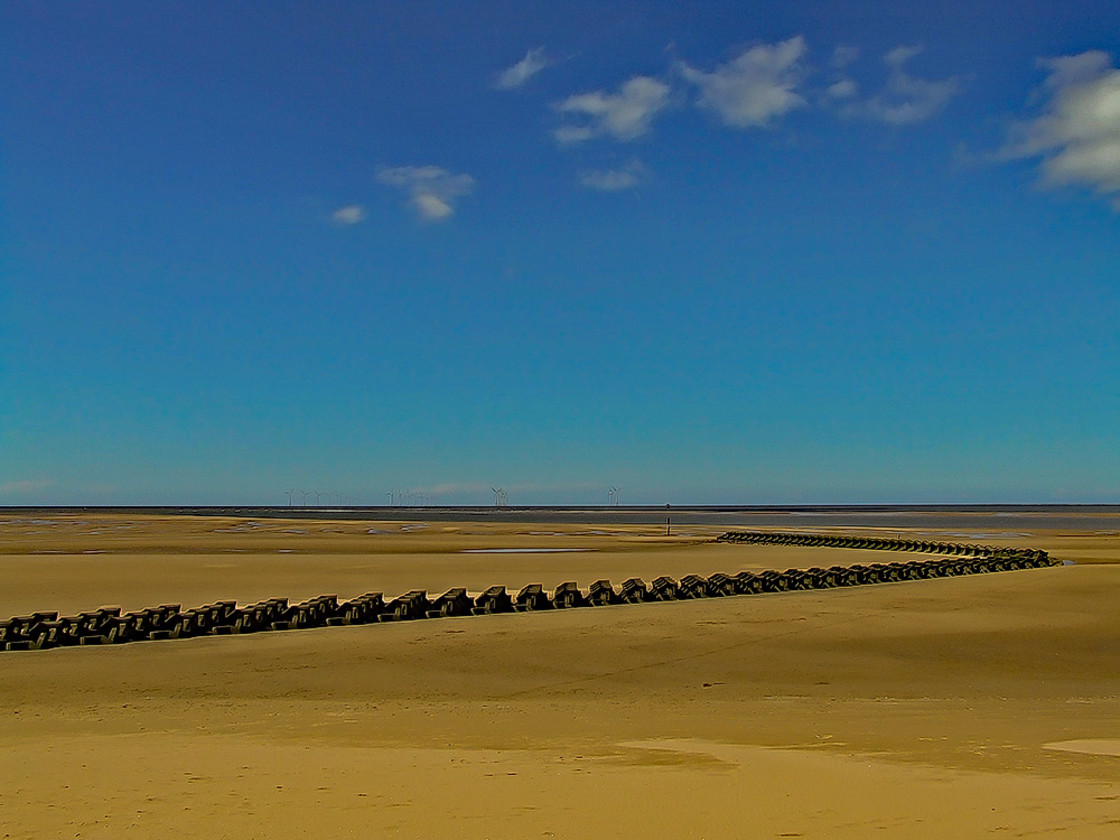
2 0 1119 506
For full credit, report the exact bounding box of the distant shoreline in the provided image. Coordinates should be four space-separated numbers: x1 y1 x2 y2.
4 504 1119 531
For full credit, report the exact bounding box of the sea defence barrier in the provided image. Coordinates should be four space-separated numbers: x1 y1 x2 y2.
1 532 1056 652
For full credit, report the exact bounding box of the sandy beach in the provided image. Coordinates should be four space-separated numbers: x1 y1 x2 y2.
2 512 1119 838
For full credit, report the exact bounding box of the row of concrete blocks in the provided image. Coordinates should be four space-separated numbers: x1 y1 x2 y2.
716 531 1052 564
2 551 1059 653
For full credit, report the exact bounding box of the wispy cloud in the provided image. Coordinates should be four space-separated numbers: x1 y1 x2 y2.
998 50 1120 208
496 47 550 90
0 479 54 495
376 165 476 221
554 125 596 144
331 204 365 225
554 75 672 143
832 45 860 69
421 480 612 504
827 78 858 99
577 159 648 191
677 36 809 128
858 45 961 125
825 46 861 100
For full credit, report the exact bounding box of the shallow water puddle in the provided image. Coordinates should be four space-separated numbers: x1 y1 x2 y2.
460 548 593 554
617 738 784 768
1043 740 1120 757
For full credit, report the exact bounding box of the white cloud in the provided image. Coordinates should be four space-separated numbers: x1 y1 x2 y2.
331 204 365 225
860 45 960 125
999 50 1120 207
577 159 648 191
554 75 672 142
828 78 858 99
496 47 549 90
1038 50 1115 94
412 193 453 220
376 165 476 221
677 36 808 128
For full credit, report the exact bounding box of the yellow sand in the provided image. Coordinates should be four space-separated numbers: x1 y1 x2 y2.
1 514 1119 839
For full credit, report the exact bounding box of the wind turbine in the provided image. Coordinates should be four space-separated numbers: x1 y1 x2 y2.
612 486 621 507
300 490 310 506
492 487 505 507
285 489 295 506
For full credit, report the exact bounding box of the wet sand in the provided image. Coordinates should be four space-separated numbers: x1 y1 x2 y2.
2 513 1119 838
